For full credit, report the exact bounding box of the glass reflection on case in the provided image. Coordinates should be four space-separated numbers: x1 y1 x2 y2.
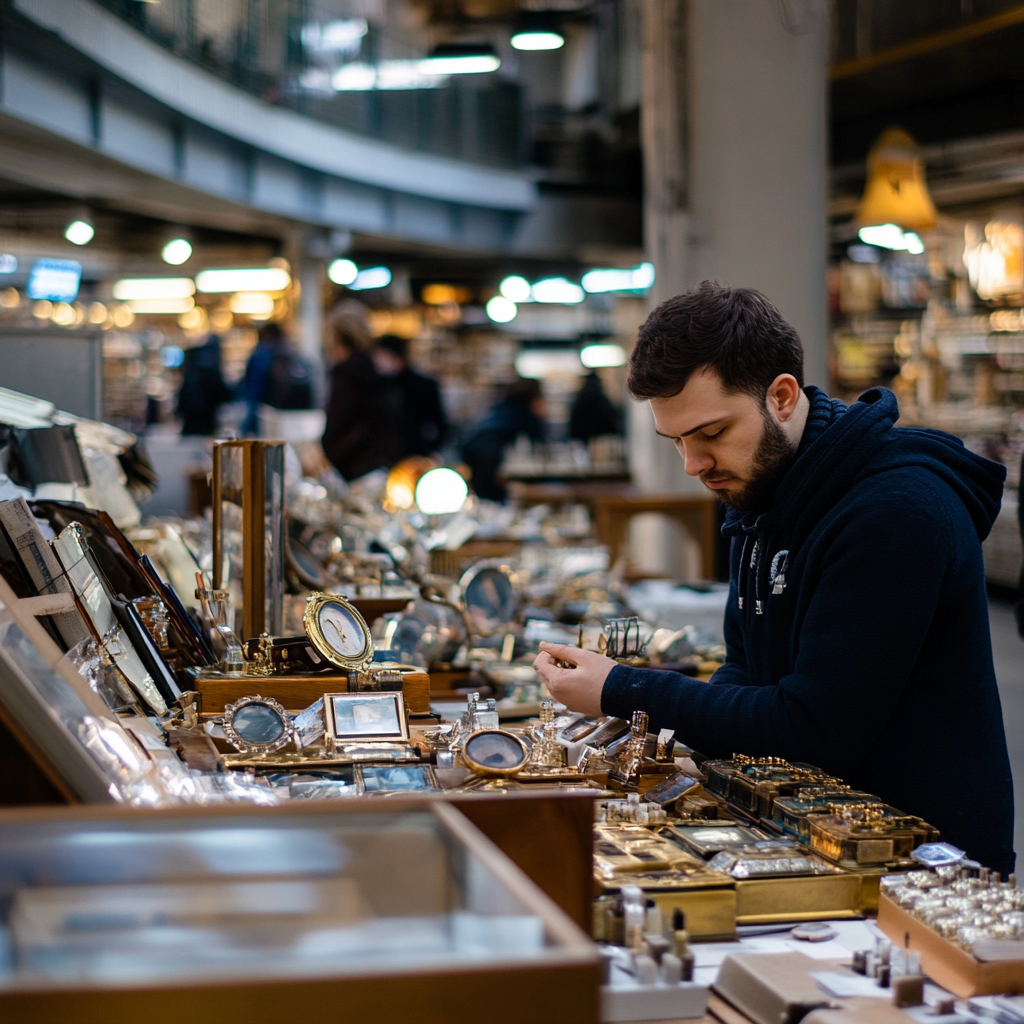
667 824 768 859
361 764 438 793
0 574 164 804
326 692 408 743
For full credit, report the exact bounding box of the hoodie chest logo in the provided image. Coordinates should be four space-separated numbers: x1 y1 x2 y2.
770 550 789 595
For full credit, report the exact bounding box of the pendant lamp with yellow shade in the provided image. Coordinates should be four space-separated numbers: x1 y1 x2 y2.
856 127 937 232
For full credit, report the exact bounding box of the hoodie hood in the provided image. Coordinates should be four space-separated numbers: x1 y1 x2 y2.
724 386 1005 545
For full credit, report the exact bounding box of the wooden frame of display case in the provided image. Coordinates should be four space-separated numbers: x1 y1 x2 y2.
0 799 600 1024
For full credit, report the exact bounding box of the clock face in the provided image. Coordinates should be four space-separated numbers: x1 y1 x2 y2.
317 603 369 660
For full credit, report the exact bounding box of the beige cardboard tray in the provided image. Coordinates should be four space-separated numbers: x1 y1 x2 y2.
877 890 1024 997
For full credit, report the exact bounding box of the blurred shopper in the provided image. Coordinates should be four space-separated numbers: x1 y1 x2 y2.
321 306 404 481
373 334 448 459
177 334 232 436
240 323 314 436
462 378 546 502
569 371 623 443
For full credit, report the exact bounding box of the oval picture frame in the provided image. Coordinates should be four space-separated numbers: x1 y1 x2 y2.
222 694 295 755
304 591 373 671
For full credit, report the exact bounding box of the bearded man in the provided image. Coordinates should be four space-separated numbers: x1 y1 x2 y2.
534 280 1015 874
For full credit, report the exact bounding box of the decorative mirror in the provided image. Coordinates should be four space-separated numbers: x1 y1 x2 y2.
222 695 295 755
462 729 529 777
458 562 518 636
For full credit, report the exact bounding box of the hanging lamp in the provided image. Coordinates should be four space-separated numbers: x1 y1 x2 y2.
856 127 937 232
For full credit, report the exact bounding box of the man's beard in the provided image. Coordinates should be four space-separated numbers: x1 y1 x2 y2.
706 412 797 512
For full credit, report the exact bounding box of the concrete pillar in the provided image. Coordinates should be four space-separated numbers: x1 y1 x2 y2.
628 0 829 577
296 256 327 407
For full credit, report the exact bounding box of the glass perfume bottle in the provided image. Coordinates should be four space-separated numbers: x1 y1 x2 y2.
194 572 245 675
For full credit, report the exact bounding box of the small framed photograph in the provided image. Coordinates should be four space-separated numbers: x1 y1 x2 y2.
325 692 408 743
360 764 439 793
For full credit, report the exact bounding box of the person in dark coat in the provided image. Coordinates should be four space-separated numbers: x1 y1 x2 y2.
462 378 547 502
321 309 403 481
534 281 1015 875
373 334 448 458
570 371 622 443
177 334 233 436
241 323 314 435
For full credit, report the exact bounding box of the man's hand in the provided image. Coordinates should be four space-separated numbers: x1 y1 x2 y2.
532 642 617 717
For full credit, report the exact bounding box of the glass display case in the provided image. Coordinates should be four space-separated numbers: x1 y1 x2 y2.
0 801 598 1023
0 574 190 807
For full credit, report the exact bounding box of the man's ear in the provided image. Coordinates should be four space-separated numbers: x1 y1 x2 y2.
767 374 801 422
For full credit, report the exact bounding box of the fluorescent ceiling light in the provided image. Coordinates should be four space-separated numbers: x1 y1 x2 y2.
415 467 469 515
511 30 564 51
127 297 195 315
514 349 583 378
499 275 531 302
486 295 518 323
333 60 447 91
195 268 291 293
531 277 584 304
580 343 627 368
858 224 925 254
65 219 94 246
302 19 368 55
349 266 391 290
161 238 193 265
229 292 275 317
421 43 500 75
113 278 195 301
328 258 358 285
581 262 655 293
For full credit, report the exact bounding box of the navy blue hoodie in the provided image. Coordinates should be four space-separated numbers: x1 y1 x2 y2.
603 386 1015 873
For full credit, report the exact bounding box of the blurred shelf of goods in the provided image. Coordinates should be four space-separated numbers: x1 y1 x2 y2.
829 128 1024 586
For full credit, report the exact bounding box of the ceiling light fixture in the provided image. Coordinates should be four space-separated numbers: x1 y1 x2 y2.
328 258 358 285
511 13 564 51
856 127 937 233
486 295 518 323
348 266 392 290
64 219 95 246
112 278 196 301
421 42 500 75
581 262 655 294
530 277 584 304
195 268 291 293
161 238 193 265
499 275 532 302
580 343 627 368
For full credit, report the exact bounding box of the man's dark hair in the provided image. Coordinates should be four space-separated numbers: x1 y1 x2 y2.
628 280 804 401
376 334 409 361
